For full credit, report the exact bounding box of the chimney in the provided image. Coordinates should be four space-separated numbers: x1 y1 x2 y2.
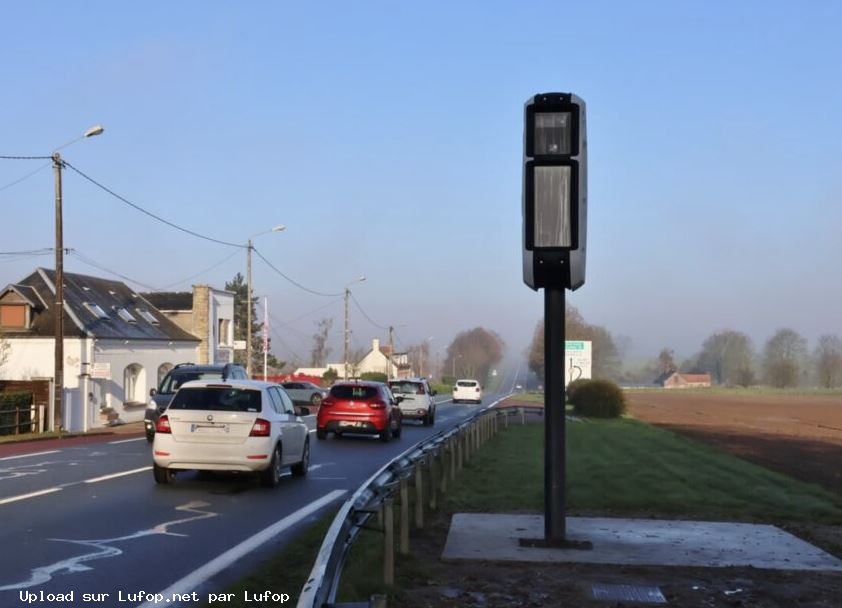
373 338 380 352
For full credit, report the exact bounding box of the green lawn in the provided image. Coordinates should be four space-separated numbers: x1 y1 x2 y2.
448 419 842 524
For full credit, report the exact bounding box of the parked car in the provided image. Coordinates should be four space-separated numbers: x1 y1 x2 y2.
388 378 437 425
280 381 327 408
144 362 248 442
452 379 482 404
152 379 309 487
316 381 402 442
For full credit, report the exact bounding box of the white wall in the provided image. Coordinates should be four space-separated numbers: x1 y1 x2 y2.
210 289 234 364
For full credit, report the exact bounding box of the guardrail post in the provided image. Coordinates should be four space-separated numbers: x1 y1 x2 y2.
504 409 509 428
520 407 525 425
383 498 394 586
414 463 424 529
450 438 457 480
376 503 384 528
428 452 438 511
457 433 464 471
399 478 410 555
439 446 448 494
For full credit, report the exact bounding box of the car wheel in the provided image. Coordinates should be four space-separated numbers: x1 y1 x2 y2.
310 393 323 407
153 463 174 485
291 440 309 477
393 418 402 438
260 445 283 488
379 422 393 443
316 429 327 440
423 411 433 426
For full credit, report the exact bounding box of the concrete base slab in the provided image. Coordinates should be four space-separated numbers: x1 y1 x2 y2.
442 513 842 571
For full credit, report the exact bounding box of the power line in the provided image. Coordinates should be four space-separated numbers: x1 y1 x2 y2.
275 298 342 328
252 247 343 297
68 250 161 292
0 155 52 160
350 291 389 330
0 162 50 193
0 248 54 256
157 249 242 290
61 160 246 249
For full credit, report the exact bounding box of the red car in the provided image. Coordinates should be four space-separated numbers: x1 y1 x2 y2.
316 381 403 442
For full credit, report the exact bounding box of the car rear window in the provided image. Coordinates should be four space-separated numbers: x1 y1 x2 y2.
329 385 380 400
160 371 226 394
389 381 424 394
457 381 478 387
168 387 262 412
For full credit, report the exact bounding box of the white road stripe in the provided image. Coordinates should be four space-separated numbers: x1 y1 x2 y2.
136 489 347 608
84 466 152 484
0 450 60 461
108 437 147 445
0 487 62 505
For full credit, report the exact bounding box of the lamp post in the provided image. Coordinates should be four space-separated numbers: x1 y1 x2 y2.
246 224 285 377
343 276 366 379
52 124 104 432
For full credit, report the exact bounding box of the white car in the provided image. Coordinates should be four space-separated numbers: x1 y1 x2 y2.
388 378 437 425
452 379 482 404
152 379 309 487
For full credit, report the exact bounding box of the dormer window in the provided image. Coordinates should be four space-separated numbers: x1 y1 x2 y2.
136 308 159 325
114 306 137 323
83 302 109 319
0 303 27 328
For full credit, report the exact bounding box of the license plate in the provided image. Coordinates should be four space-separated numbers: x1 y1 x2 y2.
339 421 364 428
190 423 229 433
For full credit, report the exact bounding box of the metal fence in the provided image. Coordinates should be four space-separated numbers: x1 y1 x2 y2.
297 400 544 608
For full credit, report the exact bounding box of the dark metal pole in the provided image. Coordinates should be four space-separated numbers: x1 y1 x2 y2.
544 287 566 541
53 152 64 432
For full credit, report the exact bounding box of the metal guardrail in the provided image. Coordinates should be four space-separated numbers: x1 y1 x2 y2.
297 399 545 608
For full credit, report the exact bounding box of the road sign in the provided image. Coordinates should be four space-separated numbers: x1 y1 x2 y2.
565 340 592 384
233 340 247 351
90 362 111 379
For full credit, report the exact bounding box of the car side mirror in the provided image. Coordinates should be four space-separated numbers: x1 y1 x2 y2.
394 396 404 404
296 406 310 417
149 388 157 397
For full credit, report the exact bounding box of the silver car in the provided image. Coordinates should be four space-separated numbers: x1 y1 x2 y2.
280 381 327 407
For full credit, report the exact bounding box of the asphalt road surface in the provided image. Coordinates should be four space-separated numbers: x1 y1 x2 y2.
0 370 521 607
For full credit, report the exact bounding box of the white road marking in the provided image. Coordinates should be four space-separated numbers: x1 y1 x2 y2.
108 437 147 445
84 467 152 484
0 501 218 591
0 487 62 506
136 489 347 608
0 450 59 461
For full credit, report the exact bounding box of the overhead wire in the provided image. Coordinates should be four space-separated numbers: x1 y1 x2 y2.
252 247 343 297
0 161 51 193
349 291 389 330
0 155 53 160
61 160 246 249
157 249 242 290
67 250 161 292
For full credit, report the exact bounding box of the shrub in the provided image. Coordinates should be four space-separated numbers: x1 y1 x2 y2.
565 378 589 405
567 379 626 418
321 368 339 385
360 372 388 383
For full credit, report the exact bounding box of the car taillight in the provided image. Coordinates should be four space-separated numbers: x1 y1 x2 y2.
368 400 387 409
321 398 335 408
249 418 271 436
156 415 171 434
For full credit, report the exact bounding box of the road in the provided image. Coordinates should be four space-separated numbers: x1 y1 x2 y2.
0 370 521 606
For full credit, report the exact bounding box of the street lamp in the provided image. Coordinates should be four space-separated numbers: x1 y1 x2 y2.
52 124 105 432
246 224 285 377
522 92 587 545
344 275 366 380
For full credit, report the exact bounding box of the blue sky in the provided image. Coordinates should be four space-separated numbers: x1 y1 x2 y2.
2 1 842 366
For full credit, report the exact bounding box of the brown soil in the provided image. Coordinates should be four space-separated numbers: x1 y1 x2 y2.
395 392 842 607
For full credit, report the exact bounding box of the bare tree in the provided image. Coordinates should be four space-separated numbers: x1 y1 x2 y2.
814 334 842 389
0 329 10 376
656 348 677 375
310 318 333 367
762 328 807 388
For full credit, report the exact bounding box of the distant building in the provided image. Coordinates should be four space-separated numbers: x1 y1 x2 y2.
654 371 712 389
299 338 412 380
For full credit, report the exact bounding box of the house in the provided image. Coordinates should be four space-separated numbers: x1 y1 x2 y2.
0 268 200 431
294 339 412 380
141 285 235 365
654 371 712 389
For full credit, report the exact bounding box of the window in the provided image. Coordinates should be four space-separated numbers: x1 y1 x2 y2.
267 387 284 414
114 307 137 323
123 364 145 403
329 385 379 400
0 304 26 328
83 302 109 319
218 319 231 345
169 387 262 412
137 308 159 325
278 389 295 414
157 363 173 388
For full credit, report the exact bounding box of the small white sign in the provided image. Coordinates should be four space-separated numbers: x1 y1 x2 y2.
90 362 111 379
565 340 592 385
233 340 247 351
216 348 233 363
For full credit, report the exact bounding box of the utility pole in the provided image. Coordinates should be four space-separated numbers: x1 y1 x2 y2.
246 239 253 378
344 287 350 380
389 326 395 378
263 297 268 381
52 152 64 432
